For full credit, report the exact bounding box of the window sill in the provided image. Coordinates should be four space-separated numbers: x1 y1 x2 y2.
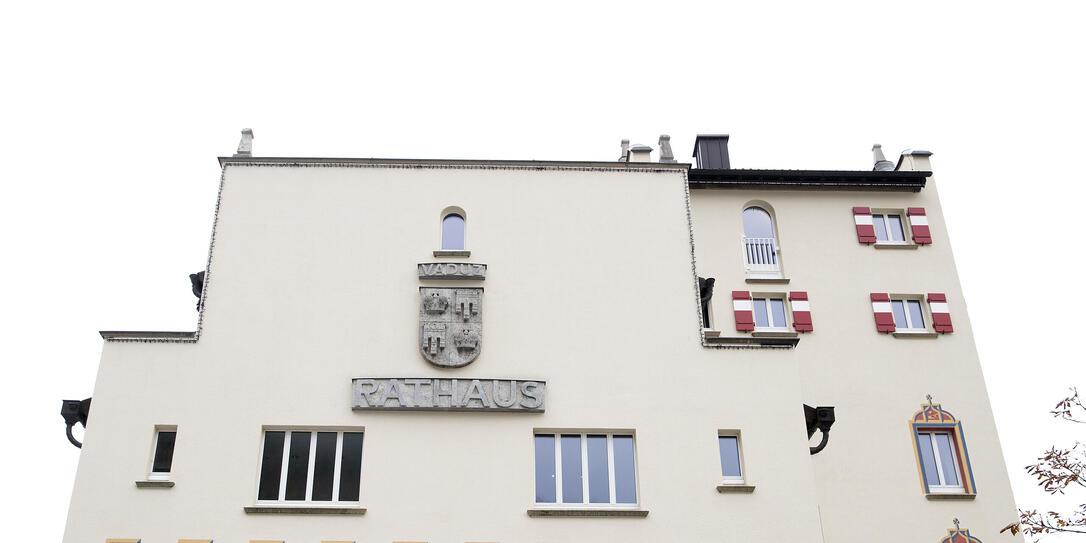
527 507 648 518
925 493 976 500
704 335 799 348
744 277 790 284
135 480 174 488
244 505 367 515
892 331 939 339
716 483 755 493
702 329 721 338
873 243 919 250
433 250 470 258
751 331 798 338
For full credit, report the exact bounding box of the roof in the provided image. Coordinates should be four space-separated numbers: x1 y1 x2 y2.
688 168 929 192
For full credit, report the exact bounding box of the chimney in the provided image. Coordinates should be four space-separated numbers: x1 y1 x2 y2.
627 144 653 163
692 134 730 169
617 139 630 161
234 128 254 157
658 134 676 163
895 149 933 172
872 144 894 171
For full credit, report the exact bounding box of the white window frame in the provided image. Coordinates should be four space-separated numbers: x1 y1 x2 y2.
717 431 746 485
872 212 908 245
147 425 176 481
918 430 965 494
534 432 639 508
752 296 788 331
255 429 364 505
891 298 928 332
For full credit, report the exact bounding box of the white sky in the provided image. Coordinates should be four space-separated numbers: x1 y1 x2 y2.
2 1 1084 540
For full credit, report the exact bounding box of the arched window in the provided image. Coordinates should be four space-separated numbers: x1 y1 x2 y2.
441 213 466 250
742 207 775 239
741 206 781 277
910 397 976 497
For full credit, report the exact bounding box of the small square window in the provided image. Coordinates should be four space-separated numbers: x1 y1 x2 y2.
534 432 638 507
872 213 907 243
717 433 745 484
891 298 927 331
149 428 177 481
752 297 788 330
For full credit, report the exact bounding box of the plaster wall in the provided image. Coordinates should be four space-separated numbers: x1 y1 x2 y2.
689 173 1019 541
64 163 826 543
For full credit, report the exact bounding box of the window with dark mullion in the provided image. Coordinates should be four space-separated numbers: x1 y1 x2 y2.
257 429 365 504
151 431 176 474
257 431 285 500
284 432 311 500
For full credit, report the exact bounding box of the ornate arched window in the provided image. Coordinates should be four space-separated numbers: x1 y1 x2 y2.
441 212 466 250
940 519 983 543
910 396 976 496
741 205 782 278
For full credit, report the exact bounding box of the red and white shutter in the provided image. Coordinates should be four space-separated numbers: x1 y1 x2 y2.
871 293 896 332
928 293 954 333
907 208 932 244
732 291 755 332
853 207 876 244
789 291 813 332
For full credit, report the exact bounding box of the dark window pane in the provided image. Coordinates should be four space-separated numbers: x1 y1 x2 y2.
742 207 775 239
613 435 637 504
311 432 337 501
753 298 769 327
917 433 940 486
907 300 925 330
935 434 959 486
441 214 465 250
534 435 556 503
770 299 786 328
892 300 907 328
151 431 176 473
888 215 905 242
338 432 364 501
587 435 609 503
718 436 741 477
258 431 285 501
284 432 311 501
873 215 888 241
560 434 583 503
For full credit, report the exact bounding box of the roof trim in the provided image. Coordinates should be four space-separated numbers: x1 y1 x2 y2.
100 331 197 342
218 156 692 170
688 169 929 192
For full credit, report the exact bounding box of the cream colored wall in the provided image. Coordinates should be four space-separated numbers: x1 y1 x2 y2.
64 163 827 543
690 174 1020 541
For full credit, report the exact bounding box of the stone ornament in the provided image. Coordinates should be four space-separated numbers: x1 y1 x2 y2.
420 287 482 367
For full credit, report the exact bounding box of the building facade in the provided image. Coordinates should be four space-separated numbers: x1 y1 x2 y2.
62 133 1018 543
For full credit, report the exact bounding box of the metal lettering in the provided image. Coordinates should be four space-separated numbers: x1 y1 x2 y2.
352 378 544 412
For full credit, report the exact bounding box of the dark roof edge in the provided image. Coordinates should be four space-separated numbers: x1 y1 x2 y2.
100 331 197 341
218 156 693 170
689 169 930 192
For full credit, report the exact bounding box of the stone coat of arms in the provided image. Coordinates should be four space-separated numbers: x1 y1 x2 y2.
419 287 482 367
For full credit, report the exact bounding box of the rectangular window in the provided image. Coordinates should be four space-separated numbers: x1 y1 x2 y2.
534 432 637 506
149 428 177 480
257 429 364 504
891 299 926 331
917 430 964 493
717 433 744 484
872 213 906 243
752 297 787 330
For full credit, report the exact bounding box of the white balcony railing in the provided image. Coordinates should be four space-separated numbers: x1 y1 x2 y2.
741 236 781 277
